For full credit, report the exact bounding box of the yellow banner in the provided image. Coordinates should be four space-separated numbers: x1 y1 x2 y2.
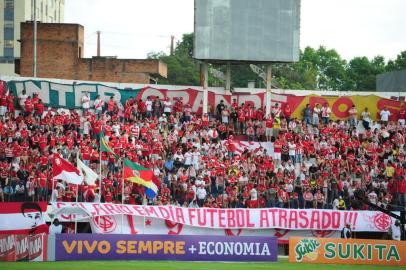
290 95 403 121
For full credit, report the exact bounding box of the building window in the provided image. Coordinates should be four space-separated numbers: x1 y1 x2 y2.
4 28 14 40
4 20 14 28
4 8 14 21
3 48 14 57
4 0 14 9
4 40 14 48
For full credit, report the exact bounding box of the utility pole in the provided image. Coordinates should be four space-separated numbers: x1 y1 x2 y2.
96 31 101 57
266 64 272 116
33 0 37 77
170 35 175 56
201 62 208 114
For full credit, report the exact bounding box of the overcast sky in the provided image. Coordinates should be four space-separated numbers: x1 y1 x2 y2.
65 0 406 61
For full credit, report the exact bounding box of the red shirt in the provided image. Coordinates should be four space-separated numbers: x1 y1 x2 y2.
398 180 406 194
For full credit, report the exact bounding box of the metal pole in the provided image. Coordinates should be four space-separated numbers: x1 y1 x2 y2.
74 184 79 234
121 158 125 234
225 62 231 91
265 64 272 116
33 0 37 77
201 62 208 114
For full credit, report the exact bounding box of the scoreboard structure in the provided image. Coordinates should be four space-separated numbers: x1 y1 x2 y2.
193 0 301 63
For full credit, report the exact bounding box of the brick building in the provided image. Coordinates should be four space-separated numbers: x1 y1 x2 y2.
17 22 167 83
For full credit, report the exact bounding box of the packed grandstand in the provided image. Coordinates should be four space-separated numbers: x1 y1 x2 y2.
0 86 405 216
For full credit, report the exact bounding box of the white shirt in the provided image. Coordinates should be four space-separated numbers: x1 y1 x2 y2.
83 121 91 135
313 107 321 117
49 224 63 235
288 142 296 156
145 100 153 111
81 95 90 109
250 188 258 200
196 187 207 200
173 153 184 162
391 223 401 241
343 227 351 239
361 111 371 121
321 107 331 118
380 110 391 121
164 101 172 113
192 151 200 163
94 98 103 111
112 124 120 136
184 152 193 165
19 94 28 107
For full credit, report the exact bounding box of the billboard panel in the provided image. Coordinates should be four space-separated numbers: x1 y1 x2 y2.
194 0 301 62
289 237 406 266
55 234 278 262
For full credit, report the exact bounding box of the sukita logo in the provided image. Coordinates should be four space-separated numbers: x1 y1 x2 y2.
295 239 321 262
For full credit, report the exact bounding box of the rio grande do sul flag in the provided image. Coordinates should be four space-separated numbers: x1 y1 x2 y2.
52 154 83 185
123 158 159 198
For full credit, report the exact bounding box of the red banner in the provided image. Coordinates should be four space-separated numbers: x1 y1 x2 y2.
0 234 47 262
137 87 402 120
0 202 49 235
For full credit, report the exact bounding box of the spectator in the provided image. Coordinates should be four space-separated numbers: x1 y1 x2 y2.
321 103 331 124
341 223 352 239
49 218 63 235
348 105 358 127
312 104 321 126
361 107 371 129
81 92 90 112
380 107 391 126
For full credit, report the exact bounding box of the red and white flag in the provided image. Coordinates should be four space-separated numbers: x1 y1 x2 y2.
52 154 83 185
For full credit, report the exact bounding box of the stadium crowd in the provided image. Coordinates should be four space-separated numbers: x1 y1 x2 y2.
0 89 406 212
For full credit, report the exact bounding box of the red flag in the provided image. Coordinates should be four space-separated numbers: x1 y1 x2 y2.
52 154 83 185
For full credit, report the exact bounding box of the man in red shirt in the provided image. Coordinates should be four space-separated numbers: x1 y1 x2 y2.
398 179 406 207
283 104 292 124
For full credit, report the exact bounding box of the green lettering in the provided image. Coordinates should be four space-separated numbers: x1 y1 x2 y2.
353 244 365 260
367 244 372 260
338 243 351 259
375 245 386 261
325 243 336 259
386 246 400 261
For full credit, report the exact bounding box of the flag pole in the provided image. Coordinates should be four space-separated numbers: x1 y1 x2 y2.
121 157 125 234
99 128 103 198
74 183 79 234
98 128 103 230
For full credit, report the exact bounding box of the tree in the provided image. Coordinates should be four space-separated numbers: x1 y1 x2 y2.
147 32 404 91
147 33 200 86
386 51 406 72
344 56 387 91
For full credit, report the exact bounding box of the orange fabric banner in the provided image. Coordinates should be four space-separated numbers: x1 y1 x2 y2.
289 237 406 266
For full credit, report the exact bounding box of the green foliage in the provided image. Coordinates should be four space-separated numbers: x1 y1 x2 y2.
386 51 406 72
148 33 406 91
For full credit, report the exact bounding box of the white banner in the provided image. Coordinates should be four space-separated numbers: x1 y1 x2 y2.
50 203 395 232
88 214 340 242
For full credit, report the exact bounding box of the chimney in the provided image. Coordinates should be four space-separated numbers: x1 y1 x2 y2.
170 35 175 56
96 31 101 57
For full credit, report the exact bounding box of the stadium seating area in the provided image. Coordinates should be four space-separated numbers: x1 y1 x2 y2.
0 91 405 211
